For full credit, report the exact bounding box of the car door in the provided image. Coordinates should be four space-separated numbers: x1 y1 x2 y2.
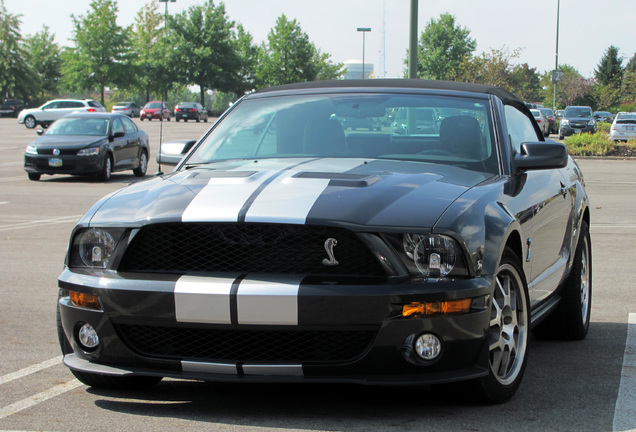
110 117 130 169
121 116 142 164
39 101 62 122
505 105 571 305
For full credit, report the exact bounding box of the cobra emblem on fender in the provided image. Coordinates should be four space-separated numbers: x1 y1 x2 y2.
322 238 339 266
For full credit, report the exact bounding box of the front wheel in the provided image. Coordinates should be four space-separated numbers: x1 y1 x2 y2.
24 115 36 129
28 172 41 181
473 248 530 403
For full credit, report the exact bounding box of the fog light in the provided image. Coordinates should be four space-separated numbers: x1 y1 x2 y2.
78 323 99 350
415 333 441 361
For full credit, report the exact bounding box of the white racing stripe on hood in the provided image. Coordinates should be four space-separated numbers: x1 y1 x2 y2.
245 159 364 224
181 170 272 222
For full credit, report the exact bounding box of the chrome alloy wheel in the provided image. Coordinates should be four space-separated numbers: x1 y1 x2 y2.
490 262 528 386
579 234 591 325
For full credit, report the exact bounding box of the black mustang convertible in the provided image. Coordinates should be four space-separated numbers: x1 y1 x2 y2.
57 80 591 403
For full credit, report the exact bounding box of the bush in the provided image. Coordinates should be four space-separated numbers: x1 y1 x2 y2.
564 131 616 156
596 122 611 135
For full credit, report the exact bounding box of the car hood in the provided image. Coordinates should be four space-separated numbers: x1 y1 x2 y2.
31 135 107 148
565 116 592 122
84 158 493 229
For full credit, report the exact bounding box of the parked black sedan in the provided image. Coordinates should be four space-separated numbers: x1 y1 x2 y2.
57 80 591 403
174 102 209 122
24 113 149 181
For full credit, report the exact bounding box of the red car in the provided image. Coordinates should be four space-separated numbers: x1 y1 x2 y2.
140 101 171 121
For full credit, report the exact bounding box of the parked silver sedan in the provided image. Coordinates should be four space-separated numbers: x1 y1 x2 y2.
530 109 550 137
609 112 636 142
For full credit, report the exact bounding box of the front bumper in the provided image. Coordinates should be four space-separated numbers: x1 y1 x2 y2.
560 124 596 137
24 154 103 176
58 269 493 385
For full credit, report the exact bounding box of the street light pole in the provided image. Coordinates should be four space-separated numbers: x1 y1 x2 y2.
156 0 175 176
553 0 560 111
357 27 371 79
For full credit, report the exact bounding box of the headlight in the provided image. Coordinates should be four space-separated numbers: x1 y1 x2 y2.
26 145 38 155
396 234 465 277
561 119 569 126
588 119 596 126
78 147 100 156
70 228 125 269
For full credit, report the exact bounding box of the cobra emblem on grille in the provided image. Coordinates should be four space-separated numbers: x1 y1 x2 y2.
322 238 339 266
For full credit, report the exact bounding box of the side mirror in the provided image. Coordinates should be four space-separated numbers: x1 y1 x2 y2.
109 131 125 141
37 129 44 136
514 141 568 171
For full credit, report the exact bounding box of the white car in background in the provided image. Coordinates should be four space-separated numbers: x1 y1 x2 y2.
18 99 106 129
530 109 550 137
609 112 636 142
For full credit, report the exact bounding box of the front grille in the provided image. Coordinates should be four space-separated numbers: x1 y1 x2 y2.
119 223 385 276
115 324 376 363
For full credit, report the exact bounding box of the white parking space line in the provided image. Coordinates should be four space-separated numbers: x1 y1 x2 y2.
614 313 636 432
0 379 83 421
0 215 82 232
0 356 61 386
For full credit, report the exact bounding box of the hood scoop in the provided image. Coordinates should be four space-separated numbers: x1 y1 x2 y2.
294 172 381 188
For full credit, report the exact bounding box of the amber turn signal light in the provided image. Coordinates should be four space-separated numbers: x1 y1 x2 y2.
402 299 471 317
69 291 101 310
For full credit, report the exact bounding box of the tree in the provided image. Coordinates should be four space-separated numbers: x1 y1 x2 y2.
23 25 61 100
626 53 636 73
455 46 519 89
595 45 623 88
169 1 242 106
542 65 594 108
408 13 476 80
256 14 342 87
61 0 130 105
509 63 542 103
0 0 36 100
231 23 259 95
129 1 164 102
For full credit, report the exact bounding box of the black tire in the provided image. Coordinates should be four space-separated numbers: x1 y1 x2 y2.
140 117 144 121
133 150 148 177
473 247 530 403
196 115 200 123
166 115 170 122
28 172 41 181
98 155 112 182
204 117 208 123
71 369 162 390
176 118 180 122
24 115 36 129
532 221 591 340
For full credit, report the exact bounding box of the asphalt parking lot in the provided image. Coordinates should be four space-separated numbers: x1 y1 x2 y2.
0 117 635 431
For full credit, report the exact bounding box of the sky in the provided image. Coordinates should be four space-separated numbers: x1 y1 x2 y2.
6 0 636 80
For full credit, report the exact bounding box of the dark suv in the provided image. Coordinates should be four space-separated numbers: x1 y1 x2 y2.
559 106 596 139
0 99 26 117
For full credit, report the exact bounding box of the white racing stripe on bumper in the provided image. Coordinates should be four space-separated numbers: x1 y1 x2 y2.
175 275 235 324
237 276 302 325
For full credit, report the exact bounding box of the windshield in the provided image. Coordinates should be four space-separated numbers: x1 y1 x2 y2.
186 93 498 174
564 107 592 118
145 103 162 109
46 117 109 136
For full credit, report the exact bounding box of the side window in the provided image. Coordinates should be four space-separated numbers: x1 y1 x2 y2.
121 117 137 134
505 105 539 153
112 118 125 135
43 101 59 109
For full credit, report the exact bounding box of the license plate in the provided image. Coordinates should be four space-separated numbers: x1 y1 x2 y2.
49 158 63 167
182 114 187 117
146 114 152 118
574 129 582 133
626 126 634 130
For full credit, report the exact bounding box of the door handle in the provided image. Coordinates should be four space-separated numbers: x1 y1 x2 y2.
560 182 568 198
